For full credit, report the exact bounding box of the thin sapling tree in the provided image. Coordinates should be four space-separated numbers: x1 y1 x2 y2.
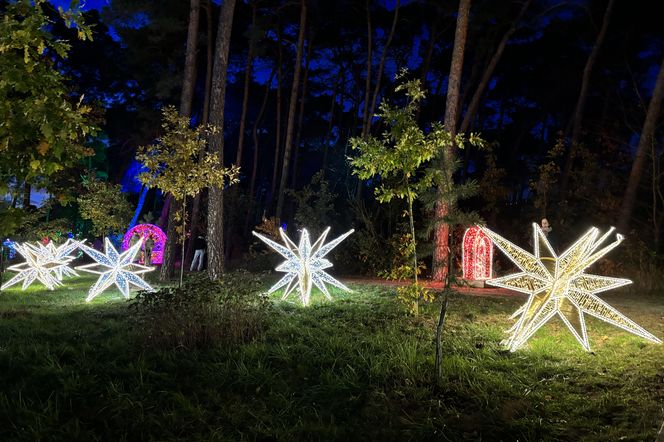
137 106 239 287
351 73 483 314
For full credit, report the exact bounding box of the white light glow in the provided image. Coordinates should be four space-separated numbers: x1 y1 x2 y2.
252 227 354 306
30 239 84 281
482 223 662 351
76 238 155 302
0 242 67 291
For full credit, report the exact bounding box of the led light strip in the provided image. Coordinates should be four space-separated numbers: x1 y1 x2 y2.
252 227 354 306
481 223 662 351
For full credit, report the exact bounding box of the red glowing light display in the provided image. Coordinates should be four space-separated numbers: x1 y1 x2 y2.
462 226 493 280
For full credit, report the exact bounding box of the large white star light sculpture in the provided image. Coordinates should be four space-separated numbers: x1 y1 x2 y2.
252 227 354 306
1 242 65 291
481 223 662 352
76 238 155 302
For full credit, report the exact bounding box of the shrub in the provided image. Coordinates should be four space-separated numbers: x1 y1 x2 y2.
286 170 337 236
129 271 270 350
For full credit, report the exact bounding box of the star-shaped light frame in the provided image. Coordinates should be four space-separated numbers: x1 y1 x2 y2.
252 227 354 306
76 238 155 302
481 223 662 351
1 242 65 291
30 239 84 281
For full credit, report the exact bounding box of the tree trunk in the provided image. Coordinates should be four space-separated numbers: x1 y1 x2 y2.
159 0 200 282
420 20 439 86
458 0 531 134
180 0 200 118
435 291 450 384
361 0 373 138
246 66 276 232
157 195 171 228
322 68 343 175
291 36 313 189
185 191 201 268
207 0 237 281
275 0 307 221
186 1 213 269
22 182 31 209
560 0 615 198
160 200 179 280
407 191 419 315
367 0 399 134
432 0 471 282
202 0 214 125
179 196 187 287
129 185 149 229
235 2 257 168
618 54 664 232
270 22 283 207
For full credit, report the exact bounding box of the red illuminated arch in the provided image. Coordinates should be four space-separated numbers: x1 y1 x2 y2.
462 226 493 280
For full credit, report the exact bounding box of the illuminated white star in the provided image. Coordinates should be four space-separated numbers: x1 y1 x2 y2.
482 223 662 351
1 242 64 291
76 238 155 302
29 239 84 281
252 227 354 306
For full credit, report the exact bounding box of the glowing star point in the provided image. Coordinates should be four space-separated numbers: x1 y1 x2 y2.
31 238 85 281
252 227 354 306
76 238 155 302
482 223 661 352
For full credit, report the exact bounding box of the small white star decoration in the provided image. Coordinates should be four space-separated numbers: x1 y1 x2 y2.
33 238 84 281
482 223 662 351
1 242 68 291
76 238 155 302
252 227 354 306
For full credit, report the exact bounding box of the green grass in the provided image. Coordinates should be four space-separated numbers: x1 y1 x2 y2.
0 274 662 441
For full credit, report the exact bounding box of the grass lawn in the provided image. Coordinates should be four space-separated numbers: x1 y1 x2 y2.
0 274 662 441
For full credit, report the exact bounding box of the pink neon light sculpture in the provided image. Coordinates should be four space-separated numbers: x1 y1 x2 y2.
122 224 167 265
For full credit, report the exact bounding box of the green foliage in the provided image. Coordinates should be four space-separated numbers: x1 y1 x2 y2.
612 236 664 293
379 233 427 281
0 0 97 185
346 229 391 275
136 106 240 239
478 145 509 223
0 202 73 242
350 73 484 208
30 217 73 242
129 271 270 349
396 283 436 316
0 205 28 238
286 170 337 235
530 137 564 218
77 176 133 236
379 233 434 314
350 73 483 312
0 276 662 440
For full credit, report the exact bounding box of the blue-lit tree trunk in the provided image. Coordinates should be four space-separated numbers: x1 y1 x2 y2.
129 185 149 229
